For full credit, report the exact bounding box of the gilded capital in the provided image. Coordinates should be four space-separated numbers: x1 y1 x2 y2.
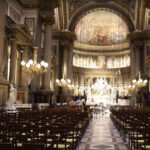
40 11 55 25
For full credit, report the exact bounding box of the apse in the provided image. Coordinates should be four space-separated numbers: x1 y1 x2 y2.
75 8 129 46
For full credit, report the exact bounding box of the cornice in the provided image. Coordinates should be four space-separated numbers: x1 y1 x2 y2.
73 66 130 77
53 30 76 43
73 49 130 56
74 41 129 51
128 30 150 42
8 24 33 46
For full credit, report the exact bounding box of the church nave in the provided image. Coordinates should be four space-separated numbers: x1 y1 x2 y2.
79 115 128 150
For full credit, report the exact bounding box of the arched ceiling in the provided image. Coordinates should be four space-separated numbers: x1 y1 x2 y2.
75 8 129 46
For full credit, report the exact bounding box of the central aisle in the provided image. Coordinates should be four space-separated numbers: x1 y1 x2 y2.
79 115 128 150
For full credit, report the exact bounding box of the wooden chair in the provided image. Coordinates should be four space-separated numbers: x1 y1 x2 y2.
22 143 45 150
0 143 13 150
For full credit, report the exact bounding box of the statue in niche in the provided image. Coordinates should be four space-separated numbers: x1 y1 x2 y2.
107 57 114 68
125 55 130 66
107 58 110 68
120 57 124 67
89 57 94 68
93 59 97 68
83 57 87 67
87 57 89 68
123 56 126 67
98 56 106 68
80 57 84 67
114 58 118 68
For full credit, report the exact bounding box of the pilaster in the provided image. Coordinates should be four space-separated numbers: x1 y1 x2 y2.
9 38 17 88
0 0 9 105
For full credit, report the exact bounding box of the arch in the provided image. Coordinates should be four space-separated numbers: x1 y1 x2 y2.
68 1 135 33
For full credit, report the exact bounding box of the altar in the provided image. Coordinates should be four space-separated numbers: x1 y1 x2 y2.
86 95 116 106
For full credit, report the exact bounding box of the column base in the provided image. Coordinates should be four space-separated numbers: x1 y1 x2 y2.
0 75 9 106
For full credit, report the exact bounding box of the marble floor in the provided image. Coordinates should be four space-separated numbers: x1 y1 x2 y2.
79 114 128 150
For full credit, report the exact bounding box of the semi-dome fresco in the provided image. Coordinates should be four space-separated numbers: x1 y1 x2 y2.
75 9 129 46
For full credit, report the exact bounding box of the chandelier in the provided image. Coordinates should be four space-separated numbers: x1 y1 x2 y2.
132 71 148 88
127 84 135 92
21 47 48 74
56 78 71 87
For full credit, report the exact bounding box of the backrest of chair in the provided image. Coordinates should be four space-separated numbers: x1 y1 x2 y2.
0 143 13 150
22 143 45 150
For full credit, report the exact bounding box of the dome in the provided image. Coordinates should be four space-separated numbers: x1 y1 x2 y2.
75 9 129 46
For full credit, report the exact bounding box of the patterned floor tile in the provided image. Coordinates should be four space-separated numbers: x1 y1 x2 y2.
78 115 129 150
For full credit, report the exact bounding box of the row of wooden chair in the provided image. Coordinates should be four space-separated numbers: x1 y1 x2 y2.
110 106 150 150
0 107 89 150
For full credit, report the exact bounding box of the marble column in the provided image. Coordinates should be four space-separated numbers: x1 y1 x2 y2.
0 0 5 77
20 46 29 103
128 31 150 78
67 44 73 80
130 43 136 80
2 36 9 79
62 46 68 79
0 0 9 105
43 22 53 90
9 38 17 87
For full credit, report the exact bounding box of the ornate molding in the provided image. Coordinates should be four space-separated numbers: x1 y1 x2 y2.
128 30 150 42
39 0 60 11
73 66 130 77
8 24 33 46
53 30 76 43
74 41 129 51
73 49 130 56
69 0 135 32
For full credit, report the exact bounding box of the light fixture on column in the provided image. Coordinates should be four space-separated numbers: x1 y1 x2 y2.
132 71 148 88
56 78 71 87
127 83 135 92
68 84 75 90
21 47 48 74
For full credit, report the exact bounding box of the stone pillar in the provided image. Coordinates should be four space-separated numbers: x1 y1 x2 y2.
135 0 146 31
0 0 9 105
0 0 5 76
128 31 150 78
9 38 17 87
57 31 76 81
2 36 9 79
20 46 29 103
57 31 75 98
128 31 150 104
130 43 136 80
67 44 73 80
62 46 68 79
43 21 53 90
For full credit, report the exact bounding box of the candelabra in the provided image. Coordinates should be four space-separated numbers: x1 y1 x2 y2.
21 47 48 74
132 72 148 88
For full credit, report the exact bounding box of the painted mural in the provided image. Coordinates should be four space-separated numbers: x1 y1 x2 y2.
75 10 129 45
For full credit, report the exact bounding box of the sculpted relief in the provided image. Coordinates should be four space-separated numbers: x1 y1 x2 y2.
73 54 130 69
